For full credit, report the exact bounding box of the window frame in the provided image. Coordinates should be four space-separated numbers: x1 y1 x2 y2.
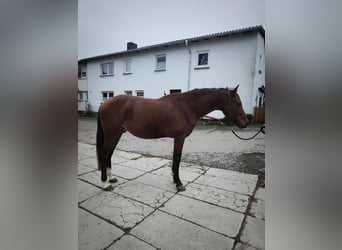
124 90 133 96
170 89 181 95
78 65 87 79
100 62 114 77
102 91 114 101
155 54 166 71
135 90 144 97
78 91 88 102
195 50 210 69
123 59 132 75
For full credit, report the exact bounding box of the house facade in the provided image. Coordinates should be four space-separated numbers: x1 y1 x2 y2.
78 26 265 118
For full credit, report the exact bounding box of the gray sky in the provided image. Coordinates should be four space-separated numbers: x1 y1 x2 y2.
78 0 264 60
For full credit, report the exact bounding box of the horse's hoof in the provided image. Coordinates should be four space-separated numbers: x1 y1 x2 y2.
109 177 118 183
176 185 186 192
104 185 114 191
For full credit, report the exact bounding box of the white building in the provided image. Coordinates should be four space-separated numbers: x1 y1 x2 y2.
78 26 265 118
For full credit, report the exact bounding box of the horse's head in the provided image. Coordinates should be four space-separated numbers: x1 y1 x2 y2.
223 85 249 128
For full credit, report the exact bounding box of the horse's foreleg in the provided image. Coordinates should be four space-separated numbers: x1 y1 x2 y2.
173 136 186 192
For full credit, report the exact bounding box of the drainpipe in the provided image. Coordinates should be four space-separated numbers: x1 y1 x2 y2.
185 39 192 91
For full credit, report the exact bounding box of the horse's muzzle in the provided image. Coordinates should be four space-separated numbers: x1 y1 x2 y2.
237 115 249 128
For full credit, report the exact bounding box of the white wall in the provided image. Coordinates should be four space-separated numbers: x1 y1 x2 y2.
84 31 264 116
251 32 265 109
87 45 190 112
187 32 260 116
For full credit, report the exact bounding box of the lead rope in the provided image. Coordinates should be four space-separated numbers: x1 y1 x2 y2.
232 124 265 140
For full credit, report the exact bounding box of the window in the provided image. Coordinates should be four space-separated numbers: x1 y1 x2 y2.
78 91 88 102
123 59 132 74
100 62 114 76
155 54 166 71
102 91 114 101
195 50 210 69
136 90 144 97
124 90 132 96
78 64 87 78
170 89 181 94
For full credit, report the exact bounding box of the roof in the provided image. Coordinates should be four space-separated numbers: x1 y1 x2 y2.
79 25 264 63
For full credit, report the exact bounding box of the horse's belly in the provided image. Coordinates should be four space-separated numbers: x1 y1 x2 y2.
122 100 190 139
124 124 167 139
123 117 181 139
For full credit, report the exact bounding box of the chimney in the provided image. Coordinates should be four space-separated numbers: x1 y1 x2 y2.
127 42 138 50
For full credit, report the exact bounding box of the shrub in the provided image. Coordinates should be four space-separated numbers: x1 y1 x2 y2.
85 103 92 116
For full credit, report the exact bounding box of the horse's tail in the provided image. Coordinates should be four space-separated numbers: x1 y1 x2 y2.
96 106 104 170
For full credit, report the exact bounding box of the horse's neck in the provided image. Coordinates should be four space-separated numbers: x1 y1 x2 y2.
183 90 227 119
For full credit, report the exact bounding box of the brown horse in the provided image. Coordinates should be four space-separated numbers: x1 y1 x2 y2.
96 86 249 191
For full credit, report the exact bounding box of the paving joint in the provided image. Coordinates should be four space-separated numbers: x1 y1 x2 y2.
232 176 262 249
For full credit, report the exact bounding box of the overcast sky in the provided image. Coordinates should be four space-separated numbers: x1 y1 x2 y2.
78 0 264 59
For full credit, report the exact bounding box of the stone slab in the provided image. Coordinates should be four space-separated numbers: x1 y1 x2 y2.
111 164 147 180
78 142 97 158
161 195 244 237
78 208 123 250
163 161 209 172
150 163 206 182
79 171 126 189
113 180 174 208
78 180 102 203
181 182 249 213
79 154 144 170
131 210 234 250
78 157 98 170
194 173 257 196
111 150 141 165
78 165 95 176
240 216 265 250
113 150 142 160
254 187 265 201
107 235 157 250
235 243 260 250
206 168 258 183
78 153 90 161
135 173 187 192
80 192 154 229
120 156 170 172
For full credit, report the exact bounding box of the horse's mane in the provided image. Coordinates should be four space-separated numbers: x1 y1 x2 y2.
161 88 229 99
186 87 229 93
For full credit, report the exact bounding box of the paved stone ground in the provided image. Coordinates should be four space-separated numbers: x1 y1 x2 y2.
78 146 264 249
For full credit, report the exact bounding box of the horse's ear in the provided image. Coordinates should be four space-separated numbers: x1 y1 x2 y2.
232 85 239 95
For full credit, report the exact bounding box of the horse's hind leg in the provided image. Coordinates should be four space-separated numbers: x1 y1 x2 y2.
106 127 126 183
101 129 124 191
173 136 186 192
106 149 118 184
